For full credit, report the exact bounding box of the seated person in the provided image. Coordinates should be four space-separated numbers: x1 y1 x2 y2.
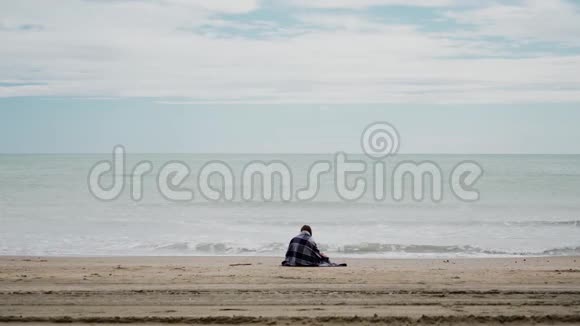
282 225 345 267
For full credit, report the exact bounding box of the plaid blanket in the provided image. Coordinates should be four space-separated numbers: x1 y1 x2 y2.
281 231 326 266
281 231 348 267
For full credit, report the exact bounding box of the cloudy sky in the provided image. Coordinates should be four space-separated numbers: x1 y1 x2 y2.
1 0 579 153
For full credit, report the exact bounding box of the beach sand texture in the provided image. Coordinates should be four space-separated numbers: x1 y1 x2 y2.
1 256 580 325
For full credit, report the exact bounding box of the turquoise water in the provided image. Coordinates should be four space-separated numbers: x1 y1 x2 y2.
0 154 579 257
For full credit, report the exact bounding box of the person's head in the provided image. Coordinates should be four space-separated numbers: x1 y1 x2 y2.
300 225 312 235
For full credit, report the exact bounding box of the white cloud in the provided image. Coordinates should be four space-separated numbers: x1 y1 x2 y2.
83 0 259 13
289 0 456 9
1 0 580 103
446 0 580 45
159 0 259 13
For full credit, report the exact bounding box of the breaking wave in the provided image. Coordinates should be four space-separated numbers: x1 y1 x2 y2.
150 241 580 257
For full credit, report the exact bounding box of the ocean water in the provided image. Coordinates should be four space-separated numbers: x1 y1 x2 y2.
0 154 579 258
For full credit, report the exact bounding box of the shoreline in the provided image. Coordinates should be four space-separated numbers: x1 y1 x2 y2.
2 253 576 259
1 256 579 325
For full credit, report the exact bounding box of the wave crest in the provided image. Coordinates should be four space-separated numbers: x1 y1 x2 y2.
151 241 580 257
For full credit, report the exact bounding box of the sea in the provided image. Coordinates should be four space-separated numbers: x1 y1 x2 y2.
1 154 579 258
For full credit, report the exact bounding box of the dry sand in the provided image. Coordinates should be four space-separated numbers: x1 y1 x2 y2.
1 256 580 325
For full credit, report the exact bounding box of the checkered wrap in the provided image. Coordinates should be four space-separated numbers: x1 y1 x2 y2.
281 231 324 266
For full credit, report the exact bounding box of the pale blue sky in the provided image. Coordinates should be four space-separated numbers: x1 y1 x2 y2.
1 0 579 153
1 97 579 153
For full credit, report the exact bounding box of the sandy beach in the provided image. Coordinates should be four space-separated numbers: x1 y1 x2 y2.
0 256 579 325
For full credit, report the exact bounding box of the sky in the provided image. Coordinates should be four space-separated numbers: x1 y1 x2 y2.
1 0 579 153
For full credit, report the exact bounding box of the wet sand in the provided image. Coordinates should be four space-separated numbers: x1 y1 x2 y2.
1 256 580 325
